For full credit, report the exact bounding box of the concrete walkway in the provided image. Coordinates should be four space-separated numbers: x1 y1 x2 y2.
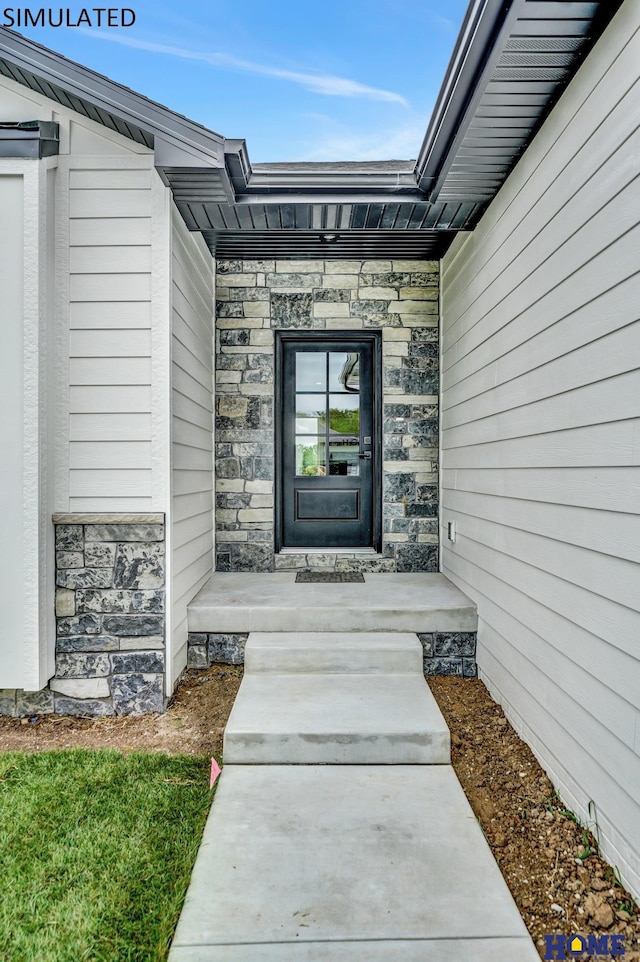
169 632 539 961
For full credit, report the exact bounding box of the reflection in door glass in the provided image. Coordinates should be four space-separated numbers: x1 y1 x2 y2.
293 349 361 479
329 352 360 392
329 442 359 476
295 395 326 434
328 394 359 435
296 437 326 476
296 352 326 392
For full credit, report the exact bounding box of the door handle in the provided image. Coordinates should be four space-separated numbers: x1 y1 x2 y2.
358 452 372 459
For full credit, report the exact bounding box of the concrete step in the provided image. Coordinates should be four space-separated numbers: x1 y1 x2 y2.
188 572 477 634
169 765 539 961
223 671 450 764
245 631 423 674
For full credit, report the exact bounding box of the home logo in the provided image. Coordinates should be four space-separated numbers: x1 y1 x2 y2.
543 934 626 960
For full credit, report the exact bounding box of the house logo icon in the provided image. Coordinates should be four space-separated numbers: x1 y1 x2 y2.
543 933 626 959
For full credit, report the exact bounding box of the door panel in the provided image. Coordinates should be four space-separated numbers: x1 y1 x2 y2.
279 335 379 549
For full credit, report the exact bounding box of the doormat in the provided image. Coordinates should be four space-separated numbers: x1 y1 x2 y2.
295 571 365 583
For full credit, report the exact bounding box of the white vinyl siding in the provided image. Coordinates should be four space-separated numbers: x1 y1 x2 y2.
0 174 27 687
67 160 157 510
440 0 640 898
0 67 166 514
170 205 214 686
0 160 57 690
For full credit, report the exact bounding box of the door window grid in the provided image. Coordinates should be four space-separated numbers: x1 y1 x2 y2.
295 351 360 477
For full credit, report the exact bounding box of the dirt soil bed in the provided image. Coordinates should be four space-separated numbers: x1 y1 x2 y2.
0 664 243 756
0 668 637 960
430 677 639 961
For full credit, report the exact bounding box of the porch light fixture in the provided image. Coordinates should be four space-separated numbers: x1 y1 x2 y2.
320 233 339 243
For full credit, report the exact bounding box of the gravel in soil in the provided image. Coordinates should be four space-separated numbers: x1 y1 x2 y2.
429 677 639 961
0 667 637 961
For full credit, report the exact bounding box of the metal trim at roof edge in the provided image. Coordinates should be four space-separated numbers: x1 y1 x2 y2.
0 2 625 259
415 0 624 204
0 27 230 173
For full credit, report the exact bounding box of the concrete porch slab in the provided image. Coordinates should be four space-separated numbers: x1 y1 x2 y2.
187 572 477 634
245 631 423 674
169 766 538 960
223 671 450 764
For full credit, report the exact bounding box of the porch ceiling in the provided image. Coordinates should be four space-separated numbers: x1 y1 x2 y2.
199 229 458 260
0 0 623 260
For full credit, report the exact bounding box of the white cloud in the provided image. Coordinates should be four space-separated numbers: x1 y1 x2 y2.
85 31 408 105
432 13 456 29
299 117 425 162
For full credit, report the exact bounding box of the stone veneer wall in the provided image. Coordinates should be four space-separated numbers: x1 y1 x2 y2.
0 515 167 718
186 630 477 677
420 632 478 677
215 258 440 572
187 633 248 669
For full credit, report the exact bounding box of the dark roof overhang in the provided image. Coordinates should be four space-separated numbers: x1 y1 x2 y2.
0 26 231 192
0 1 625 259
187 147 467 258
415 0 624 206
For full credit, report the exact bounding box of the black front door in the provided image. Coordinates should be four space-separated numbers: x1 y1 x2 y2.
277 332 380 549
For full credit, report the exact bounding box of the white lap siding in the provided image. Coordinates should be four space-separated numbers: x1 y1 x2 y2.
0 164 56 690
170 205 214 686
67 160 158 510
440 0 640 897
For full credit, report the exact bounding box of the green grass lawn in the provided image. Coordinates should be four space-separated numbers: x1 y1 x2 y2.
0 750 214 962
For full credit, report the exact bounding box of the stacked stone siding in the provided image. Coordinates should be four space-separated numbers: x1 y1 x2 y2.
215 258 440 572
186 629 477 678
187 633 248 668
0 514 167 718
52 515 166 715
419 632 478 677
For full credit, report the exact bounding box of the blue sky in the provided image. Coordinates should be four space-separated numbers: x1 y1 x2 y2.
17 0 469 162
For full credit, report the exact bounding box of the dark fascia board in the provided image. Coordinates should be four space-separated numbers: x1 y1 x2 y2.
223 138 424 201
0 118 59 156
414 0 515 198
0 27 225 169
415 0 624 203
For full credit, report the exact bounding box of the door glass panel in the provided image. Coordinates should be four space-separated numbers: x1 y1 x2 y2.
328 392 360 476
296 437 326 476
329 394 360 440
294 350 361 478
329 441 359 476
295 394 326 433
328 394 359 436
296 352 326 392
329 352 360 392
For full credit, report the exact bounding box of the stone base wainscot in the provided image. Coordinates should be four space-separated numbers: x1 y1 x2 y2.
0 514 167 718
187 631 478 678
